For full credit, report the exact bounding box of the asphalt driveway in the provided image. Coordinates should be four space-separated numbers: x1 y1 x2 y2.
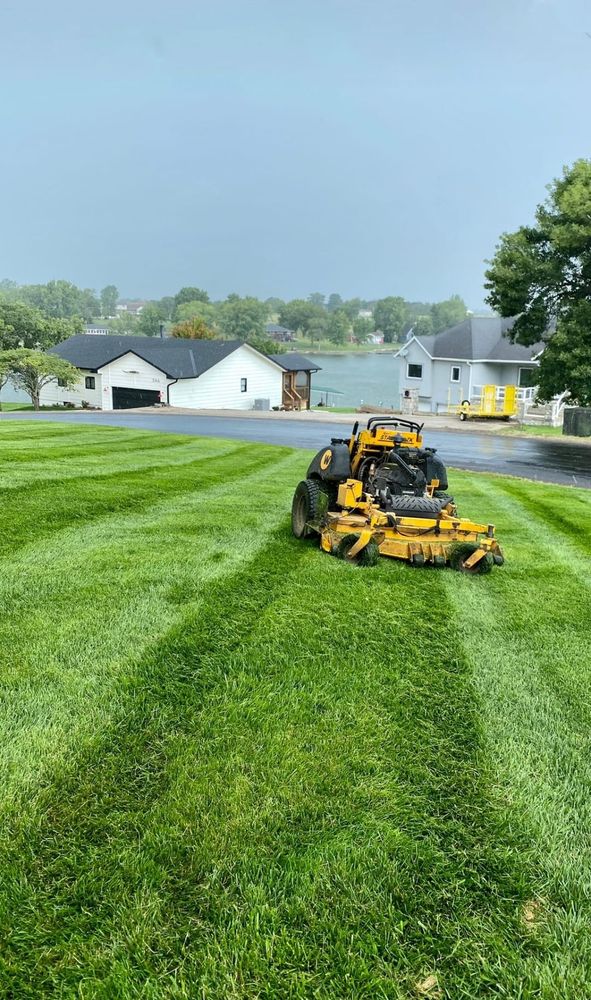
2 410 590 488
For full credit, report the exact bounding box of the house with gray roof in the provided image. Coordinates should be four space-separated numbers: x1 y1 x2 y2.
41 334 319 411
265 323 294 342
394 317 544 414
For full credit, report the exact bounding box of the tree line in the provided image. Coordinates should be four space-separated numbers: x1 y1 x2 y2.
0 278 469 352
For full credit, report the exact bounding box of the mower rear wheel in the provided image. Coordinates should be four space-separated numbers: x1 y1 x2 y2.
449 542 493 574
335 533 380 566
291 479 329 538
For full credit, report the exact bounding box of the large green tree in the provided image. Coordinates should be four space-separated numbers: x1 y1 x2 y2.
352 315 375 342
0 349 79 410
100 285 119 317
412 315 434 337
20 280 99 321
156 296 176 321
326 310 350 345
219 295 268 341
430 295 467 333
278 300 324 338
0 301 81 350
175 300 219 330
326 293 343 313
174 287 210 308
137 304 165 337
373 296 407 343
485 159 591 402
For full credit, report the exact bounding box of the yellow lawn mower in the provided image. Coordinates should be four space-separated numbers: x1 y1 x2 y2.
291 417 504 573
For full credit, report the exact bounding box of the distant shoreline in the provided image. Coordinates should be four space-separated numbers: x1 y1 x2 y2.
302 348 398 356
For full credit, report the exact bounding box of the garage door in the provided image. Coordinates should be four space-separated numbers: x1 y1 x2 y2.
112 387 162 409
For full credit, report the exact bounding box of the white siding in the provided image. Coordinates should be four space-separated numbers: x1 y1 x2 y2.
39 370 104 408
99 352 172 409
396 341 433 411
169 344 283 410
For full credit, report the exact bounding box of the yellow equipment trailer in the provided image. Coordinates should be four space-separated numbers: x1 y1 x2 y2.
458 384 517 421
291 417 504 573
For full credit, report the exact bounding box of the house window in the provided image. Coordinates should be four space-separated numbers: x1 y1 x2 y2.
240 377 247 392
85 376 95 390
57 378 67 387
518 367 536 388
450 366 461 383
407 363 423 379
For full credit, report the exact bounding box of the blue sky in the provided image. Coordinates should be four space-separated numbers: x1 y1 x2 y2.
0 0 589 306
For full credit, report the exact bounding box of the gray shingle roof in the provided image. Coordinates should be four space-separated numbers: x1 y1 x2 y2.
411 317 544 362
267 352 321 372
265 323 292 334
49 335 282 379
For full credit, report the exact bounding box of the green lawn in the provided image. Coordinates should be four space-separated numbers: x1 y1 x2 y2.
0 421 590 998
497 423 564 438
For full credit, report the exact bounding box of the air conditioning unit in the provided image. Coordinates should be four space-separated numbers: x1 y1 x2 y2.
253 398 270 411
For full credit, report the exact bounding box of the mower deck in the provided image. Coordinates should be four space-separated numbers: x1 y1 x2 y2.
318 501 503 570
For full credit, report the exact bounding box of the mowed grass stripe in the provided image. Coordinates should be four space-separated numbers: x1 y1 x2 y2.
0 419 109 439
0 451 303 815
0 425 181 455
442 472 591 996
0 439 292 553
0 532 532 998
493 475 591 554
0 431 198 464
0 438 240 489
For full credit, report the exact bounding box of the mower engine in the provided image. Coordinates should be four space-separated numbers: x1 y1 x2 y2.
364 438 448 503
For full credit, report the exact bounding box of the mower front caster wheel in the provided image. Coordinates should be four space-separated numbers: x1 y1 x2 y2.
449 543 493 574
335 533 379 567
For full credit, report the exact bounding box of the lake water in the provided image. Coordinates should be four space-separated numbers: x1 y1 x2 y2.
310 352 401 408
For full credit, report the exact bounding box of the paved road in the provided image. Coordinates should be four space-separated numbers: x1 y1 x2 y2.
2 410 590 487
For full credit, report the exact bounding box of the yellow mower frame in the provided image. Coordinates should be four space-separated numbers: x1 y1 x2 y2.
292 417 504 572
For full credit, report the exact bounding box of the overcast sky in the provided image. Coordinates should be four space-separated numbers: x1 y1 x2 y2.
0 0 589 306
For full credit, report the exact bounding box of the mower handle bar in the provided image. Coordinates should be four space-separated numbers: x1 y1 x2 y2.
365 416 424 436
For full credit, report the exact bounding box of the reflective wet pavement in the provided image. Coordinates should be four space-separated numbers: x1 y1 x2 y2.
2 410 590 488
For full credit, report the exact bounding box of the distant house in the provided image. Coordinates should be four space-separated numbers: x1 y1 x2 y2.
394 317 544 414
116 300 146 316
84 324 111 336
40 335 319 411
265 323 294 343
366 333 384 345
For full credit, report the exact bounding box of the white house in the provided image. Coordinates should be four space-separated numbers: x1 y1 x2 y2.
41 335 319 411
394 317 544 414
